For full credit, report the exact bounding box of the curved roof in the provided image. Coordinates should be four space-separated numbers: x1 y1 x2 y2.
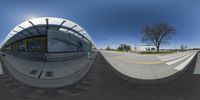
1 17 95 47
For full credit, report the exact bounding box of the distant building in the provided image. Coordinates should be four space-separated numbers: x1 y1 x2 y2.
138 45 157 52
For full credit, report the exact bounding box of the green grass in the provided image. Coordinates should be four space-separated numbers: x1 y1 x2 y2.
114 50 128 52
105 49 128 52
105 49 178 54
138 51 174 54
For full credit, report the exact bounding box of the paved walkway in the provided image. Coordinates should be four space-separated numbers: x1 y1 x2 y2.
0 52 96 88
193 52 200 74
100 50 198 84
0 61 3 74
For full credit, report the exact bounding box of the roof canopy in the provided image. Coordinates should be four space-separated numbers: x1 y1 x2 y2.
1 17 95 47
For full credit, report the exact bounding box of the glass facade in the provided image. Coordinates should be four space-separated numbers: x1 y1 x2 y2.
5 36 46 52
27 39 41 49
47 29 91 53
1 17 95 55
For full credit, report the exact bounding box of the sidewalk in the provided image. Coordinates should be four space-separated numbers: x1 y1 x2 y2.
0 61 3 74
193 52 200 74
0 52 97 88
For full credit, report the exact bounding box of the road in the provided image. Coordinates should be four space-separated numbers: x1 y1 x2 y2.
100 50 197 84
0 52 200 100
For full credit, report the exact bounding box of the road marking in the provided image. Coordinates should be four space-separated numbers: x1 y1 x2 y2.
115 57 164 65
157 52 190 59
166 53 194 65
158 54 179 59
0 62 3 74
175 52 197 71
161 53 192 61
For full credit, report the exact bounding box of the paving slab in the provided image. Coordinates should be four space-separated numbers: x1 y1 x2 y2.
193 53 200 74
0 60 3 74
0 52 97 88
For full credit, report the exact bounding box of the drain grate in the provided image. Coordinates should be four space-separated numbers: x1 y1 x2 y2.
45 71 53 77
30 70 38 75
1 54 5 56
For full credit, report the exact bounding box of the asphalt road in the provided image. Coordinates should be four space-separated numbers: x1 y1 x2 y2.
0 52 200 100
100 50 197 83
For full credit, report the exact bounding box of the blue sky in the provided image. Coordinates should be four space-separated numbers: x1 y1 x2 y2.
0 0 200 49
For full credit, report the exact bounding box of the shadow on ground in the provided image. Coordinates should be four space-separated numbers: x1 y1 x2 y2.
0 52 200 100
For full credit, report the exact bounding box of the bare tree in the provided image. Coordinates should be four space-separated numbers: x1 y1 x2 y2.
141 22 176 52
106 45 111 50
180 44 187 51
117 44 131 52
180 44 185 51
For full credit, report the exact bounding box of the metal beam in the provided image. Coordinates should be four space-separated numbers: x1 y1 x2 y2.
45 18 49 53
77 30 83 33
46 18 49 34
66 25 77 32
12 30 18 33
57 20 66 30
9 30 26 41
18 26 34 36
61 25 93 45
16 32 28 38
66 34 71 46
12 30 29 38
70 25 77 29
28 21 41 35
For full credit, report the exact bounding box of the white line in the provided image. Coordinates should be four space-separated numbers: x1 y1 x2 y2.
166 53 194 65
158 54 180 59
175 52 197 71
161 53 192 61
0 62 3 74
157 52 189 59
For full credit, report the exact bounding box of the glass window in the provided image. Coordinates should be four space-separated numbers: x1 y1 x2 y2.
37 26 46 35
151 48 155 50
19 41 25 51
27 39 41 49
47 29 89 52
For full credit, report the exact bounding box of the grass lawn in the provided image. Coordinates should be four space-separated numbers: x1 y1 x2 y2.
138 51 175 54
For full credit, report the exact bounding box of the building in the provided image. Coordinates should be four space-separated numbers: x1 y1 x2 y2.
0 17 96 88
138 45 157 52
1 17 95 61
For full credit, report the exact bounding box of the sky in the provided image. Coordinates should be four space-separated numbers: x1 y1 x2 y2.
0 0 200 49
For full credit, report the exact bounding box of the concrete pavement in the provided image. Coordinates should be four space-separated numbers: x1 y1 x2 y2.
0 61 3 74
0 52 200 100
100 50 198 84
0 52 97 88
193 52 200 74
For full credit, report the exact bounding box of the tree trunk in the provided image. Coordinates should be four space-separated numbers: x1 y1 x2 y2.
156 45 160 52
156 47 159 52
